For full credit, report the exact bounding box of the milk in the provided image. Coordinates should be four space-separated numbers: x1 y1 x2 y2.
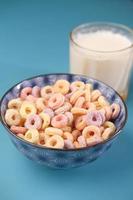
70 30 133 99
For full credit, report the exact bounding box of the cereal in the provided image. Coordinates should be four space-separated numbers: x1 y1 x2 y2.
5 79 119 149
53 79 70 95
5 109 21 126
51 114 68 128
45 135 64 149
20 101 36 119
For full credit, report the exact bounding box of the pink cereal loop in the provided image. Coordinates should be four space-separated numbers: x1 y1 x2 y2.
26 95 36 103
20 87 32 100
48 93 65 110
32 86 40 97
51 114 68 128
86 110 105 127
111 103 120 119
43 108 54 118
64 139 74 149
25 114 42 130
54 102 72 115
77 135 86 147
10 125 27 135
65 112 73 125
74 96 85 108
104 106 112 120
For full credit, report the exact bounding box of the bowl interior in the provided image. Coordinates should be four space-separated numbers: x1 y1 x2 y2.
0 73 127 149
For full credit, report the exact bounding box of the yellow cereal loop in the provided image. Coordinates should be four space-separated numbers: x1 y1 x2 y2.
103 121 116 132
91 90 101 101
71 107 87 115
40 86 53 98
36 98 46 112
70 90 85 104
98 96 109 107
39 112 50 129
53 79 70 95
82 125 101 139
5 109 21 126
8 98 22 110
20 101 36 119
61 126 72 132
70 81 85 90
45 135 64 149
24 129 39 144
85 83 92 102
45 127 63 136
102 128 114 140
63 132 74 142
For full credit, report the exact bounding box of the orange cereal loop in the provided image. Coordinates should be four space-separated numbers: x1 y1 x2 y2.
8 98 22 110
20 87 32 100
10 125 27 135
53 79 70 95
40 85 53 99
70 90 85 105
72 130 81 141
63 132 74 142
83 102 96 110
70 81 85 91
5 109 21 126
73 141 80 149
75 115 87 131
91 90 101 102
74 96 85 108
71 107 87 115
45 135 64 149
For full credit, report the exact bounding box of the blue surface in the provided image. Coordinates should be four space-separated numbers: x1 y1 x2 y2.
0 0 133 199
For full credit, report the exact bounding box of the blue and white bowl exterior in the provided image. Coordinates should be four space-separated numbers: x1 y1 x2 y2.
0 74 127 169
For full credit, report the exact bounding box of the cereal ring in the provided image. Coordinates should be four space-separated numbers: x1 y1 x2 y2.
45 135 64 149
72 130 81 141
83 102 96 110
70 90 84 104
77 135 86 147
32 86 40 97
70 81 85 91
17 133 24 139
53 79 70 95
51 114 68 128
86 110 105 126
39 112 50 129
98 96 109 107
74 96 85 108
86 135 102 146
24 129 39 144
39 131 50 143
43 108 54 118
103 121 116 132
26 95 36 103
85 83 93 91
45 127 63 136
10 125 27 135
8 98 22 110
71 107 87 115
25 114 42 130
63 132 73 142
111 103 120 119
64 139 74 149
102 128 114 140
36 98 46 112
99 126 104 134
65 112 73 125
5 109 21 126
75 115 87 131
61 126 72 132
91 90 101 101
20 101 36 119
20 87 32 100
82 125 101 139
48 93 65 110
41 85 53 99
54 102 72 115
104 106 112 120
85 83 92 102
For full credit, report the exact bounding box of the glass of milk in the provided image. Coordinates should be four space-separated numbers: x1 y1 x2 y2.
70 22 133 100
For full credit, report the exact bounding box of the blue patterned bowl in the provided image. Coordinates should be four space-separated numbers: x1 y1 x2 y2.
0 74 127 169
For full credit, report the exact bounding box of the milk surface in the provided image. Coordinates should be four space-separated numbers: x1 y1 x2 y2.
70 30 133 99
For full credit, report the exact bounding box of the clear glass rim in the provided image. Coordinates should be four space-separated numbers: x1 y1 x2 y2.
70 22 133 54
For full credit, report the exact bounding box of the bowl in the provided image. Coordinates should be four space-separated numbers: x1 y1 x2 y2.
0 73 127 169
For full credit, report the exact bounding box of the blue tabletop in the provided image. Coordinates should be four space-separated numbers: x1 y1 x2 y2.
0 1 133 200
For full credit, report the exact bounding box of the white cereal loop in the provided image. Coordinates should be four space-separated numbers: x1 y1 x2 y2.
45 135 64 149
5 109 21 126
8 98 22 110
85 83 92 102
45 127 63 136
53 79 70 95
24 129 39 144
20 101 36 119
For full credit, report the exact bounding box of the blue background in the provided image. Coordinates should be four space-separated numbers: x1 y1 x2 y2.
0 0 133 199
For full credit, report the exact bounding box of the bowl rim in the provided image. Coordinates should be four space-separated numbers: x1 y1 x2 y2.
0 73 128 152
